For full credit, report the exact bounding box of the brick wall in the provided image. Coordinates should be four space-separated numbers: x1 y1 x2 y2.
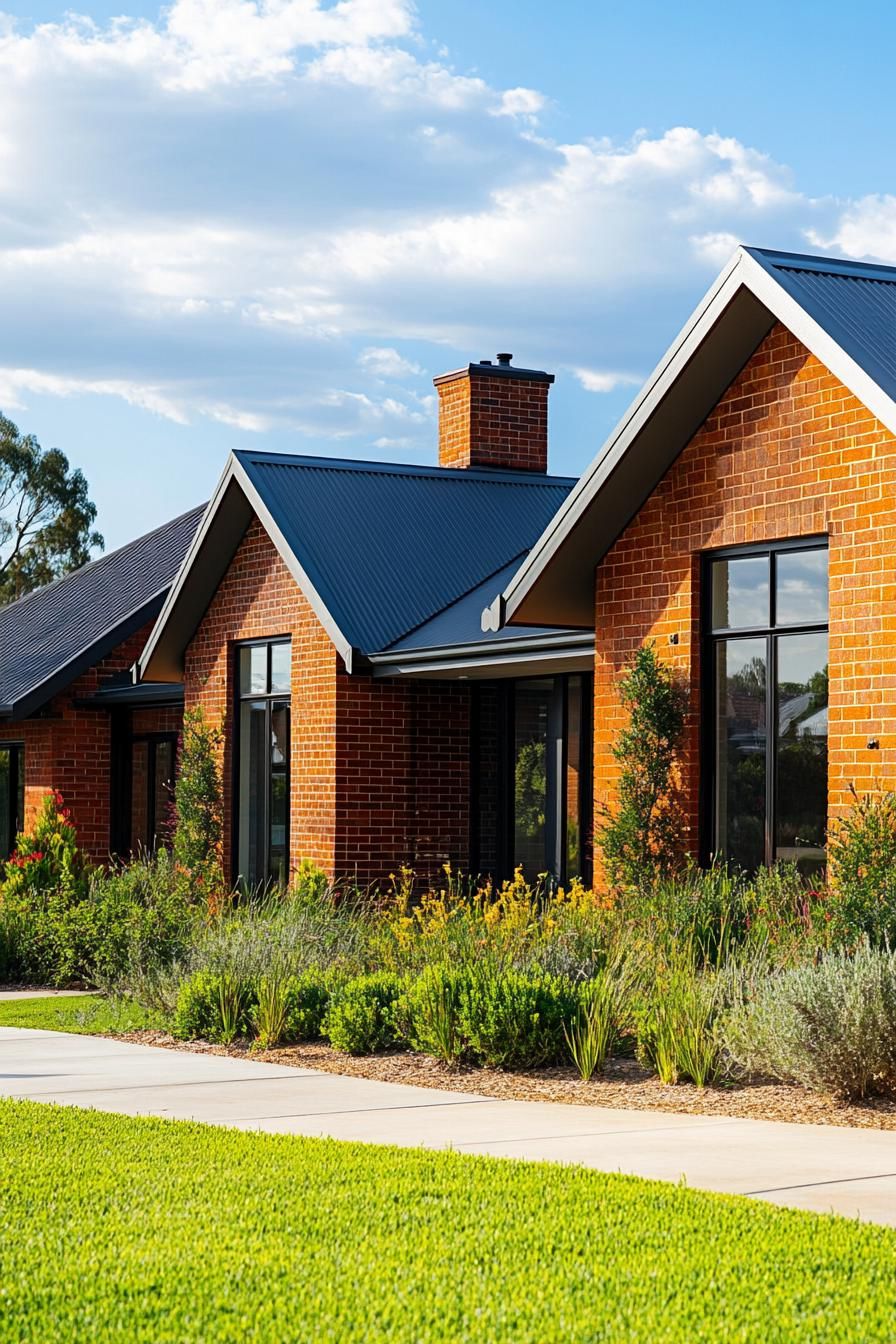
3 620 161 860
593 322 896 875
184 518 471 886
436 370 550 473
184 518 339 876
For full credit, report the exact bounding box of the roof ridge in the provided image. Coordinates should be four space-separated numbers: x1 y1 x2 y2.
0 501 207 617
746 246 896 282
232 448 576 488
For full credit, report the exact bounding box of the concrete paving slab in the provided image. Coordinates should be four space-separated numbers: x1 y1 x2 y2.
4 1027 896 1227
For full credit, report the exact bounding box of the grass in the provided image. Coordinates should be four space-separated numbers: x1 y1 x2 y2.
0 994 154 1035
2 1100 896 1342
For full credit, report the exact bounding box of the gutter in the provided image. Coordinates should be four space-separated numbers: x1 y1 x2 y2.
367 630 595 679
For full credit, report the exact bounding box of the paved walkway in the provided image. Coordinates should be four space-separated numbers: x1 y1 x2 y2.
3 1025 896 1226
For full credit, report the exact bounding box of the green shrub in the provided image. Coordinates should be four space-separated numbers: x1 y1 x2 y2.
323 972 403 1054
636 968 724 1087
827 789 896 945
396 964 467 1063
564 971 620 1080
172 707 226 904
459 969 578 1069
173 970 257 1042
283 968 333 1042
595 642 687 892
723 940 896 1100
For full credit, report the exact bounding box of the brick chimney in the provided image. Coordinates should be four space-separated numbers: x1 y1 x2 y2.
434 353 554 473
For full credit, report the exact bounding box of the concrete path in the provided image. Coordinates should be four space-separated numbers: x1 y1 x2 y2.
0 988 94 1000
3 1026 896 1227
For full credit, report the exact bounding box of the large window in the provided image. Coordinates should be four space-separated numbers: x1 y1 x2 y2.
0 744 24 860
236 639 291 888
705 540 828 872
472 673 592 885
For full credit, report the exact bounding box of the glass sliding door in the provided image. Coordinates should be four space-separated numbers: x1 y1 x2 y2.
706 541 828 872
0 744 24 860
236 640 291 888
472 674 593 886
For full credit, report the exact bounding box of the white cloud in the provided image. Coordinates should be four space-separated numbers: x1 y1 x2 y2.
0 0 883 487
571 367 641 394
808 195 896 262
358 347 423 379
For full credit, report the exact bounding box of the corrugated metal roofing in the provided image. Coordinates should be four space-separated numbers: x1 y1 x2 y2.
0 503 204 716
235 452 576 655
387 555 570 651
747 247 896 403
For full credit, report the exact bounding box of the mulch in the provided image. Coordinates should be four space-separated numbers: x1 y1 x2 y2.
118 1030 896 1131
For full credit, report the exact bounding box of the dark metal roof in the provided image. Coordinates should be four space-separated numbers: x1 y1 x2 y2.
386 555 572 652
746 247 896 404
0 504 204 718
234 452 576 655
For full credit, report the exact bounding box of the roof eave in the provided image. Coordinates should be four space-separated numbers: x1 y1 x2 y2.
138 455 357 683
496 245 896 630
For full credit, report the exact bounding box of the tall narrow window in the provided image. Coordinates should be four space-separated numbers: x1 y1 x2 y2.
0 744 24 860
130 735 177 854
237 639 291 888
706 541 828 872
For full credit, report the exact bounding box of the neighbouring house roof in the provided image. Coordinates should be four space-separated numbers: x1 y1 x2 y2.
484 246 896 632
139 452 578 680
0 504 205 719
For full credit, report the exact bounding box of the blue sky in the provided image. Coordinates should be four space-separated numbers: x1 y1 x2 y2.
1 0 894 549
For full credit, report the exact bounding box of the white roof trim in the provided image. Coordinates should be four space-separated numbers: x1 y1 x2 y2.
492 245 896 630
138 454 356 681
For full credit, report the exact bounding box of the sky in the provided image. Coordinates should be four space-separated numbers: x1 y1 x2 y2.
1 0 896 550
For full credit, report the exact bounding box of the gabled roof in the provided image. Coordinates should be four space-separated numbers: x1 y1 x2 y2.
0 504 204 719
139 451 576 680
485 246 896 632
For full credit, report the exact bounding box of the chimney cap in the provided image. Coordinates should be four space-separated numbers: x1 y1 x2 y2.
433 358 554 387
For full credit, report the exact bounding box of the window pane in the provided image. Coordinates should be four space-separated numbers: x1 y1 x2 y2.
776 633 828 872
269 703 290 885
513 681 550 881
153 740 176 850
566 675 583 879
239 645 268 695
238 700 268 886
270 642 291 694
715 638 767 870
711 556 769 630
775 549 828 626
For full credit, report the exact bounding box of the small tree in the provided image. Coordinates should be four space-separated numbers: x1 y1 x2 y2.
597 642 687 891
173 707 225 905
0 414 103 604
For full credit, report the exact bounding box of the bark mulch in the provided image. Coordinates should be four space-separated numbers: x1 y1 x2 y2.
119 1030 896 1132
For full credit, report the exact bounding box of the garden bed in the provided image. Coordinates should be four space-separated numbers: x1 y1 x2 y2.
120 1028 896 1131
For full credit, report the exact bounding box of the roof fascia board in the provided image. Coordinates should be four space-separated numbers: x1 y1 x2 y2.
138 458 357 681
496 248 750 628
229 457 356 672
4 590 167 721
370 630 594 666
138 459 240 681
371 642 595 680
738 250 896 439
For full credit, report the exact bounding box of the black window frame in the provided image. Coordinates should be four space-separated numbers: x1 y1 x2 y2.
471 672 593 887
0 741 24 860
131 731 179 854
700 535 829 869
233 636 292 889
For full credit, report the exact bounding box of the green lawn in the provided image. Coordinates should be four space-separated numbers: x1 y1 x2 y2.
0 993 153 1035
1 1100 895 1342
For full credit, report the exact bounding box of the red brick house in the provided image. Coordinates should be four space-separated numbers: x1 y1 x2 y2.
0 506 203 860
489 247 896 880
7 245 896 890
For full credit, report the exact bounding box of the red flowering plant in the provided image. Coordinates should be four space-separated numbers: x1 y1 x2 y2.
0 790 91 913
